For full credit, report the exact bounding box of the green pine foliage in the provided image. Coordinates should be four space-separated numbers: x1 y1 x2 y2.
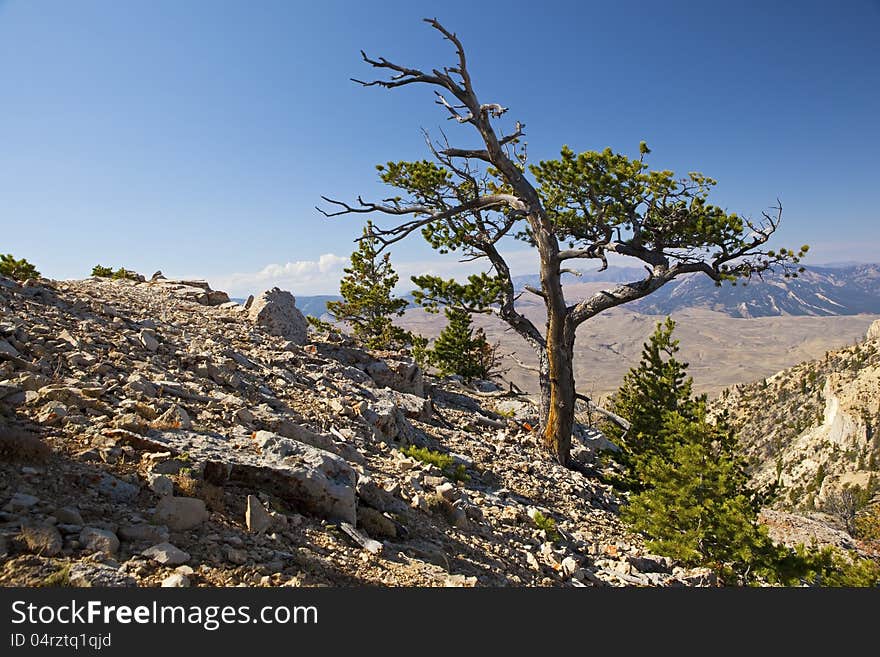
616 320 880 585
605 318 699 481
326 222 410 350
0 254 40 281
531 510 561 544
428 308 497 381
621 410 769 574
91 265 140 281
400 445 468 482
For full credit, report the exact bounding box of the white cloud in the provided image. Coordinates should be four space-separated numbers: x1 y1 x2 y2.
210 248 617 298
211 253 348 297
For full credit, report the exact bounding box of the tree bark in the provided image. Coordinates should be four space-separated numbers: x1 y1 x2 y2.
542 313 576 466
535 232 576 466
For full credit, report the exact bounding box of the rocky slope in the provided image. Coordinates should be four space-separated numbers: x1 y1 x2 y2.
712 320 880 511
0 273 717 588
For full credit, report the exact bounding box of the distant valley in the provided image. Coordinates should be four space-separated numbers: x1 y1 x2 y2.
295 263 880 398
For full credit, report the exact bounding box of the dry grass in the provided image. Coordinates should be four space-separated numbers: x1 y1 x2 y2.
0 427 50 463
174 473 226 512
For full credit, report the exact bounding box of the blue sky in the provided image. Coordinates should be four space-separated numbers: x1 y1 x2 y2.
1 0 878 296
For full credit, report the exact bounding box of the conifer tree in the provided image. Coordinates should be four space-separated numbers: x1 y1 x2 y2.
429 308 496 381
621 409 768 575
0 254 40 281
326 222 409 349
607 317 697 474
320 19 806 465
614 320 880 584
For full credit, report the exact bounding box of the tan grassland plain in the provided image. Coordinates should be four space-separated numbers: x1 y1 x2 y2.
399 282 880 399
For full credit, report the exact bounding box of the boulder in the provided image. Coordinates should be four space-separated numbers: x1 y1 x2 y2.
118 523 170 544
359 398 419 444
20 524 63 557
373 388 432 422
96 473 139 502
248 288 308 345
69 562 137 588
79 527 120 554
364 359 424 397
148 474 174 497
54 507 84 525
153 496 209 531
154 405 192 430
355 476 408 514
151 279 230 306
4 492 39 512
139 329 159 352
143 429 357 525
161 572 190 587
142 542 191 566
867 319 880 342
357 507 397 539
627 554 673 574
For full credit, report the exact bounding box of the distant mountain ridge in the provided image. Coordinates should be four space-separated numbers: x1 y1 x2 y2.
287 263 880 319
632 264 880 318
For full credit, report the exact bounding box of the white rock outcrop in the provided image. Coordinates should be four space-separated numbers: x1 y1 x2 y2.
248 288 308 345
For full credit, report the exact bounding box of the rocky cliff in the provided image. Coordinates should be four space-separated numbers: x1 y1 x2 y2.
712 320 880 511
0 274 715 587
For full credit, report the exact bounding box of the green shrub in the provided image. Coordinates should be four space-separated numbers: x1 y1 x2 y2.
40 563 72 587
401 445 468 482
111 267 139 280
91 265 140 281
0 253 40 281
531 510 561 544
325 221 410 350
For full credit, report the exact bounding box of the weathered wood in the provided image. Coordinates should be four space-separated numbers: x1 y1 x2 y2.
339 522 383 554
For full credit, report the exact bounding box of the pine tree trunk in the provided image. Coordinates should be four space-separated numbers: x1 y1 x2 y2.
535 234 576 466
538 349 551 431
541 312 575 466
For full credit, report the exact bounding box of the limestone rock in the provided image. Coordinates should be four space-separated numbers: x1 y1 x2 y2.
154 405 192 430
4 492 39 512
148 474 174 497
246 494 272 533
225 546 248 565
248 288 308 345
118 523 170 544
142 542 191 565
139 329 159 352
357 507 397 539
161 572 190 587
163 429 359 524
80 527 120 554
153 496 209 531
20 524 63 556
96 473 139 502
364 359 424 397
54 506 84 525
69 562 137 587
359 399 418 444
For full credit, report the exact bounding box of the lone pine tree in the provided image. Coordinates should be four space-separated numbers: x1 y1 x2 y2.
429 307 495 381
614 321 772 579
319 18 806 465
621 409 771 578
606 317 698 477
325 221 410 349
